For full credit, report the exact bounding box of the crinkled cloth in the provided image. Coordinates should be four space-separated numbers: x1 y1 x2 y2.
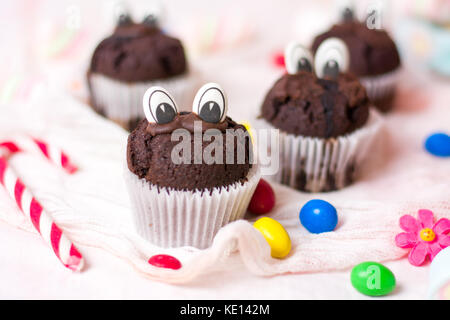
0 84 448 284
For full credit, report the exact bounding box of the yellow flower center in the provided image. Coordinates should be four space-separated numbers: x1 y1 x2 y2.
419 228 435 242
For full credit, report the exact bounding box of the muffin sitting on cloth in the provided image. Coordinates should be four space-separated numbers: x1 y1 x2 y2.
311 5 401 112
260 38 382 193
125 83 260 249
87 12 197 131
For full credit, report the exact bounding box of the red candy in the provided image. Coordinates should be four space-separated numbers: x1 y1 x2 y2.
148 254 182 270
248 179 275 215
272 51 285 68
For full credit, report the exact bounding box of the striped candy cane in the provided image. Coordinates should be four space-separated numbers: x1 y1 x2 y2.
1 139 78 174
0 142 21 154
32 138 78 174
0 141 84 271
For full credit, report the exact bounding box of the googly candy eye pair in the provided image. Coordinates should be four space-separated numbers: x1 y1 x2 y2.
116 12 160 27
115 2 163 27
143 83 227 124
285 38 349 80
337 0 383 26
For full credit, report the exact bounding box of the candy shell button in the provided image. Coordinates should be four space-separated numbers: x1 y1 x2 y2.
253 217 291 259
299 199 338 234
272 51 285 68
425 132 450 157
248 179 276 215
351 262 396 296
148 254 182 270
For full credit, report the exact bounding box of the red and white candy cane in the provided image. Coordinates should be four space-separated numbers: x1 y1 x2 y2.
0 139 78 174
32 138 78 174
0 140 83 272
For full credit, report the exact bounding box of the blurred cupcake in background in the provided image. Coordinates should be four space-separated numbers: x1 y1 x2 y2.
259 39 382 193
311 2 401 112
87 6 198 131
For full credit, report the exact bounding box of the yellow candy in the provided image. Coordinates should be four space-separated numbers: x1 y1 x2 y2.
241 121 254 143
253 217 291 259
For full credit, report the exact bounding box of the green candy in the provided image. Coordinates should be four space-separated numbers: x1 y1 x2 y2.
351 262 396 297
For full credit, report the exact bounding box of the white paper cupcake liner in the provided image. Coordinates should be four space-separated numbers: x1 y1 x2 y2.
360 68 401 103
124 165 260 249
259 110 383 193
88 71 200 129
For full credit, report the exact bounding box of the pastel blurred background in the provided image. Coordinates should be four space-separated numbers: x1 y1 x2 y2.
1 0 449 110
0 0 449 300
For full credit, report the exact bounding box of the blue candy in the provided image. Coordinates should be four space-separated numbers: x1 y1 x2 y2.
299 199 338 234
425 133 450 157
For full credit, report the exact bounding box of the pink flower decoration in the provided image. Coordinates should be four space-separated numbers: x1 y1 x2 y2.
395 209 450 266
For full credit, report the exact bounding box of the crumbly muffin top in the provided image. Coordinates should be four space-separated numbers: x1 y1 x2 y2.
311 21 400 77
90 22 187 82
261 71 370 138
127 113 252 192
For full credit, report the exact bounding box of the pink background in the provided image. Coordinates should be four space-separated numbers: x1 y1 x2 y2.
0 0 449 299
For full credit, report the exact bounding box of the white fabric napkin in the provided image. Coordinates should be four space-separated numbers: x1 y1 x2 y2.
0 88 448 284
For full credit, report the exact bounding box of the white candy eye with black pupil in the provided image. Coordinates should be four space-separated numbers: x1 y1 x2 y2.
141 2 164 28
285 42 314 75
143 86 178 124
342 7 354 21
143 14 158 27
117 13 132 26
113 1 132 26
314 37 349 80
337 0 355 21
193 83 227 123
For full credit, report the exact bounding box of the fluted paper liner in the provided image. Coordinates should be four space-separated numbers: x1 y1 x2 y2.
360 68 400 102
260 110 383 193
88 71 200 130
124 165 260 249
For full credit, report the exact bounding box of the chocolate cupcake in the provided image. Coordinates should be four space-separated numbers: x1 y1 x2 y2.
259 39 382 192
125 83 260 248
311 6 401 112
87 12 198 131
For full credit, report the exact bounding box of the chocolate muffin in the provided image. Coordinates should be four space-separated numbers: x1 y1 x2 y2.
87 13 197 131
311 22 400 77
124 83 260 248
259 39 382 192
261 71 370 139
89 22 186 83
311 7 401 112
127 113 252 192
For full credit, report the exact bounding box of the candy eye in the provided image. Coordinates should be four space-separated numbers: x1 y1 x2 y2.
284 42 314 75
193 83 227 123
112 2 132 27
143 87 178 124
314 38 349 80
338 0 355 21
341 7 354 21
142 14 158 27
117 13 132 26
141 3 164 28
